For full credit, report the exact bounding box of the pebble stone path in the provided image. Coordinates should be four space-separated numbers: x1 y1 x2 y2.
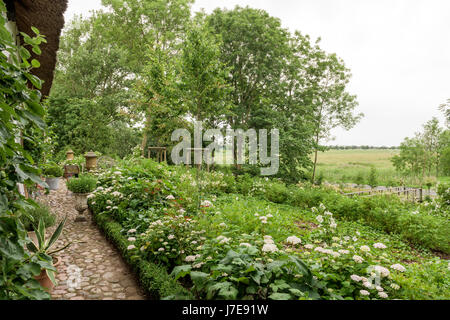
37 181 147 300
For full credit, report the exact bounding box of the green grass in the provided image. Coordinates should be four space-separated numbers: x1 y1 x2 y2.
314 149 448 187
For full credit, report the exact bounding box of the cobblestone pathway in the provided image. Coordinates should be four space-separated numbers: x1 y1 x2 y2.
38 181 147 300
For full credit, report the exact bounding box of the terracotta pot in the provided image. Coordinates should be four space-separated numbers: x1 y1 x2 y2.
34 256 60 293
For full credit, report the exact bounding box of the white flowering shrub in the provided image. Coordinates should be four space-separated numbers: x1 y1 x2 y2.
137 211 205 265
299 235 406 299
88 158 449 300
310 204 337 242
171 245 320 300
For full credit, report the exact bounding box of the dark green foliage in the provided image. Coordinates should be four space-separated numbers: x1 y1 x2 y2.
66 175 97 193
264 182 289 204
19 203 56 232
42 162 63 178
437 183 450 207
0 2 53 299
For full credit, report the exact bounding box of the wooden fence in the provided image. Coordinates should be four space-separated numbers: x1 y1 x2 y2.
343 187 425 203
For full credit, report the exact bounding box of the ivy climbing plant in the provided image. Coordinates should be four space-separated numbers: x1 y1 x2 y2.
0 1 53 299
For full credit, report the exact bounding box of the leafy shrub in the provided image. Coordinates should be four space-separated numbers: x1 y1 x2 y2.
315 172 324 186
368 167 377 187
67 174 97 193
437 183 450 207
264 181 289 204
355 172 365 185
138 212 204 267
235 174 254 195
19 203 56 231
172 247 320 300
42 162 63 178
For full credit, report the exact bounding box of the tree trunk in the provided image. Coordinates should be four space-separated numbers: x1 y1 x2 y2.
141 112 151 157
311 132 320 183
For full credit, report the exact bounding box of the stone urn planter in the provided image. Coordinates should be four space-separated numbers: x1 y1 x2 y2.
73 192 89 222
34 256 60 293
46 177 61 191
84 151 98 171
66 175 97 222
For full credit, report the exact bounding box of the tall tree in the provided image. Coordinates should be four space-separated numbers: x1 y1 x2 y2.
101 0 194 74
439 98 450 128
423 118 443 177
179 15 231 125
48 13 138 157
101 0 194 155
308 42 362 182
392 118 447 180
207 6 291 131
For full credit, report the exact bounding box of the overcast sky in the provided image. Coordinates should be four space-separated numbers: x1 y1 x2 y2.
64 0 449 146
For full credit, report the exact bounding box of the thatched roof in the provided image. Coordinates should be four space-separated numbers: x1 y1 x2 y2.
12 0 68 97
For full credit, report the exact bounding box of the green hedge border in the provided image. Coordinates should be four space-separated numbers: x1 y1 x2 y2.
89 207 193 299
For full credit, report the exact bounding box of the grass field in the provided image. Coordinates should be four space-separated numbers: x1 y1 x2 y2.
315 149 447 187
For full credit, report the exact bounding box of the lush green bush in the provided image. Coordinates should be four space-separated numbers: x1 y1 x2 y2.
264 181 289 203
42 162 63 178
19 203 56 231
67 175 97 193
437 183 450 207
0 3 55 300
172 247 320 300
88 159 450 300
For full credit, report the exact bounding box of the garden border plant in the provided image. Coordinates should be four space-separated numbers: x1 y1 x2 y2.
89 206 192 299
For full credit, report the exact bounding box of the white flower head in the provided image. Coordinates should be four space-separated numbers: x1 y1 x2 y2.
262 243 278 253
360 245 370 252
360 290 370 296
286 236 302 245
353 255 364 263
373 243 387 249
373 265 390 278
127 245 136 250
201 200 213 207
391 264 406 272
390 283 400 290
350 275 362 282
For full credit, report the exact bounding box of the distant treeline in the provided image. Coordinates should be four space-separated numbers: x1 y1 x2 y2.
327 145 399 150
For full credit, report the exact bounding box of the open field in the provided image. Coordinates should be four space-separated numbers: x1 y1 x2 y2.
315 149 448 187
